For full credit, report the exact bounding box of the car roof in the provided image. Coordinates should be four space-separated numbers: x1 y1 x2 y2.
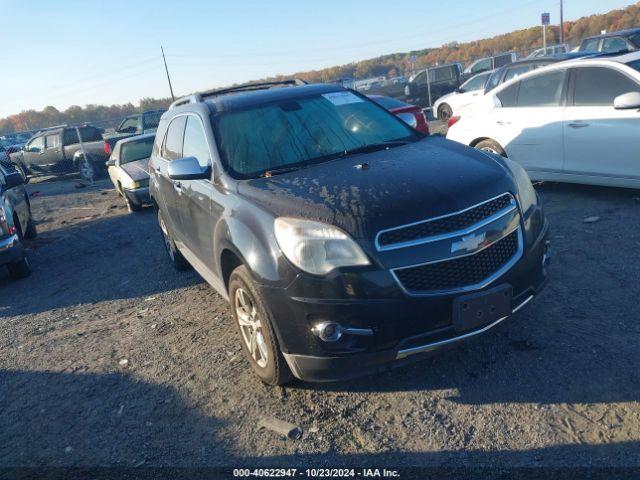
205 83 345 114
583 28 640 40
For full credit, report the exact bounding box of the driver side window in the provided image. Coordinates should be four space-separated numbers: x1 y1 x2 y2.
27 136 45 153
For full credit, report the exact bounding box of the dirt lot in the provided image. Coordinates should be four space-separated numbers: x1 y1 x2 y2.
1 166 639 470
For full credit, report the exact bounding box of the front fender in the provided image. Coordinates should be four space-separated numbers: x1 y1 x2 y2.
214 207 297 289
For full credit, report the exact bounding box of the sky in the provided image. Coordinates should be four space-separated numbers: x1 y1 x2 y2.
0 0 634 118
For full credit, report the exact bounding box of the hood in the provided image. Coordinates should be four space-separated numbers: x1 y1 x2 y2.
236 136 514 239
120 158 149 181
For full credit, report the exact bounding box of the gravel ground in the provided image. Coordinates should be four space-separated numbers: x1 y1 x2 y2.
1 167 639 470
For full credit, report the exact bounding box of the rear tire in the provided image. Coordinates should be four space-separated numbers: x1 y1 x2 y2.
8 256 31 279
157 210 189 271
438 103 452 122
475 139 506 157
229 265 293 386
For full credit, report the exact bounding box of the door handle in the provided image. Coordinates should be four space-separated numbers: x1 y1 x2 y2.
568 122 589 128
496 120 511 126
173 181 183 193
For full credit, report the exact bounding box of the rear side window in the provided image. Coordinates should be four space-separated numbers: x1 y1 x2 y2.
161 116 187 160
573 67 640 106
63 129 79 145
79 127 102 142
45 134 60 149
516 70 566 107
581 38 600 51
182 116 211 168
602 37 629 53
470 58 492 74
496 82 519 107
493 54 513 68
429 66 455 83
630 34 640 48
117 117 141 134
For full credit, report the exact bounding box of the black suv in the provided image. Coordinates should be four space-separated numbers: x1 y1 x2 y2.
0 166 36 279
150 81 549 385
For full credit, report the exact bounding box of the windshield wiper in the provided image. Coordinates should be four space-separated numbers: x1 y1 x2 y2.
339 141 409 157
260 165 306 177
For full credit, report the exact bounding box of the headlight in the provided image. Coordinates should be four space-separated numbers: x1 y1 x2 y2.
274 218 370 275
504 158 537 214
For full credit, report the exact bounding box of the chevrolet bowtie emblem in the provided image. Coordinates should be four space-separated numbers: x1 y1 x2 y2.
451 232 487 254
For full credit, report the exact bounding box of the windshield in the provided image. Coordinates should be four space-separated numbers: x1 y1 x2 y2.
120 137 153 164
214 91 420 178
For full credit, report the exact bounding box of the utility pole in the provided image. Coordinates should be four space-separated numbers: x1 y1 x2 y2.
161 46 175 101
559 0 564 44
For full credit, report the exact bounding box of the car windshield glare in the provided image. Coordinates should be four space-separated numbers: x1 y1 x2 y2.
121 138 153 164
214 92 419 178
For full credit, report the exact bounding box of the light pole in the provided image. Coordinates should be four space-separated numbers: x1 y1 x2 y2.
559 0 564 45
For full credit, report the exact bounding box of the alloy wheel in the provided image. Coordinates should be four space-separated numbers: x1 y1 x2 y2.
234 287 269 368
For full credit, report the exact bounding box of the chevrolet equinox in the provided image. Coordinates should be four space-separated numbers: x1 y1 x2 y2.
149 80 549 385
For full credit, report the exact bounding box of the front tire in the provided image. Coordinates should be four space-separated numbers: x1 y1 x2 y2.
229 265 293 386
438 103 452 122
474 139 506 157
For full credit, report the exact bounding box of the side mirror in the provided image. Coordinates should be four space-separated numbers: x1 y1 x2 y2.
106 158 116 167
4 170 25 188
167 156 211 181
614 91 640 110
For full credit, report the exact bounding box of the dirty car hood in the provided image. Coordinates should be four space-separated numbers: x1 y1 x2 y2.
120 158 150 182
237 137 514 239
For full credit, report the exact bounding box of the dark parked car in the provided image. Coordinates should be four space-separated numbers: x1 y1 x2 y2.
463 52 518 77
0 165 36 279
482 52 598 93
106 133 154 211
150 81 549 385
103 110 165 156
10 125 106 181
579 28 640 53
404 63 463 109
368 95 429 134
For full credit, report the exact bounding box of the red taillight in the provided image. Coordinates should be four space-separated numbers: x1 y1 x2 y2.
104 142 111 155
447 116 461 128
416 112 429 135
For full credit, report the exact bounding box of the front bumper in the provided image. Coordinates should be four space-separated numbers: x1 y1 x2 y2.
263 219 550 382
0 234 24 265
123 187 151 207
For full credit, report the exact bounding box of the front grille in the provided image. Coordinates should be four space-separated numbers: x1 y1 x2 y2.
378 193 513 248
394 229 519 293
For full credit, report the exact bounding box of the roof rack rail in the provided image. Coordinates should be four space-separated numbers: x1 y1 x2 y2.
168 79 308 110
169 94 203 110
37 124 68 132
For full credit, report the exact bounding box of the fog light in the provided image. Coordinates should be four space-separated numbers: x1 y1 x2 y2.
313 321 342 342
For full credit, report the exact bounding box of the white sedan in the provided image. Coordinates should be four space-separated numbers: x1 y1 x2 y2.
106 133 154 211
433 70 493 121
447 51 640 189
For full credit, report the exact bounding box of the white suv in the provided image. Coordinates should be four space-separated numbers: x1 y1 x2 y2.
447 51 640 189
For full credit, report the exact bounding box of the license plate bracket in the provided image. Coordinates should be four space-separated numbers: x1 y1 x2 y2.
452 284 513 333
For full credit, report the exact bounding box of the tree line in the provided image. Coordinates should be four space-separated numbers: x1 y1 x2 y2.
1 2 639 135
